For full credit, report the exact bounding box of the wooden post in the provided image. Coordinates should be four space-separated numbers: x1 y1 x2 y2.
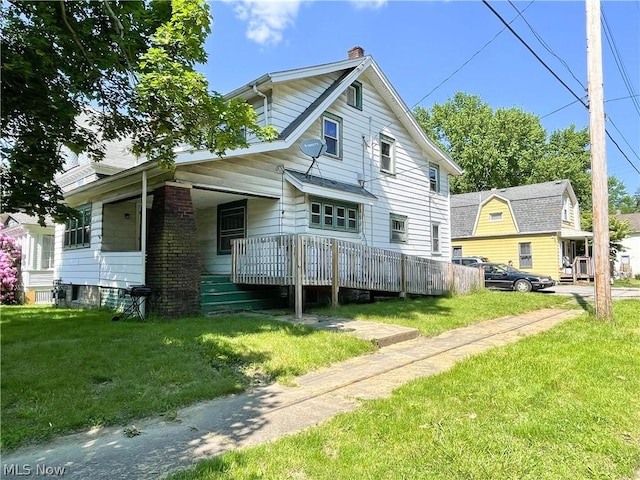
400 254 407 298
331 239 339 307
586 0 612 320
448 263 455 294
295 235 303 319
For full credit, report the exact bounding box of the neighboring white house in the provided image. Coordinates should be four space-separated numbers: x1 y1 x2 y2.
55 47 463 316
614 213 640 278
1 213 55 304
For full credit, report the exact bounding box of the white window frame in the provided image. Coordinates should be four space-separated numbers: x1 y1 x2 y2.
41 234 55 270
562 196 571 221
452 246 462 258
322 113 342 159
519 242 532 269
429 163 440 193
380 134 396 174
489 212 503 222
431 223 440 253
390 213 408 243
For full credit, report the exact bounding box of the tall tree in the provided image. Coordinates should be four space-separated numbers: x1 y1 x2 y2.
414 92 545 193
1 0 276 224
415 92 593 207
608 176 640 214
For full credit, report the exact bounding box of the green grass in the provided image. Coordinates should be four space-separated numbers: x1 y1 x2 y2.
171 300 640 480
0 307 374 451
311 290 572 336
613 277 640 288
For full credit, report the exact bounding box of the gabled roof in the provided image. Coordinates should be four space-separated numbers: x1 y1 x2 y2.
176 55 462 176
451 180 576 237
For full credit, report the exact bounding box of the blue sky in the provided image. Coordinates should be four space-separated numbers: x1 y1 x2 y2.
198 0 640 196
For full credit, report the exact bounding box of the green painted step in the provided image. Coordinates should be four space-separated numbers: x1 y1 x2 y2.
200 275 287 314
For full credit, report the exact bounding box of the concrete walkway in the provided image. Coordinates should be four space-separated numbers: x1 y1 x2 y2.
1 308 583 480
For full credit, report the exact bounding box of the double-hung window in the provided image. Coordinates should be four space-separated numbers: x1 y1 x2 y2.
519 242 532 268
431 223 440 253
41 234 54 269
217 200 247 254
322 113 342 158
346 81 363 110
64 204 91 249
429 163 440 193
310 198 358 232
390 214 408 243
380 134 395 174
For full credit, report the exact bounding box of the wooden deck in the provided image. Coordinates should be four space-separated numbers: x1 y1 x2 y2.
559 256 595 284
232 234 484 317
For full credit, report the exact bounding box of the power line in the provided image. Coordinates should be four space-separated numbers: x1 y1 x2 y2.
482 0 640 176
413 1 535 109
601 7 640 116
507 0 587 92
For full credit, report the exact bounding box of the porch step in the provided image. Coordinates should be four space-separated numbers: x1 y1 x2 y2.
201 275 287 314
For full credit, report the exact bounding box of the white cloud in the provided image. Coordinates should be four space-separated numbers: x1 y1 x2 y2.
348 0 387 10
225 0 304 46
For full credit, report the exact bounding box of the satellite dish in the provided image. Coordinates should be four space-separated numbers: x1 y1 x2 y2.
300 139 327 159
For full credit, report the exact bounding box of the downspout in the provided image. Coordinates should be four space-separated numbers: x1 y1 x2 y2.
253 84 268 126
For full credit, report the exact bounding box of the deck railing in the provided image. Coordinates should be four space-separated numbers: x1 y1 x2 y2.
232 234 484 316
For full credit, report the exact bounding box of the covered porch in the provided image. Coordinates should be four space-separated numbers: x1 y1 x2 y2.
559 228 594 283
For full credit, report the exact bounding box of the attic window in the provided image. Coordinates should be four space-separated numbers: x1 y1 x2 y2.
489 212 503 222
346 81 363 110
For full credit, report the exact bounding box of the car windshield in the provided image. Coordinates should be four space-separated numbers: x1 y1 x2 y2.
493 264 519 274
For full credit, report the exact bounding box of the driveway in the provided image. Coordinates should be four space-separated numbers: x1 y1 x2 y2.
545 284 640 300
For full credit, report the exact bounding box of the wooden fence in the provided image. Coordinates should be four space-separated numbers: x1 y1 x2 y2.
232 234 484 317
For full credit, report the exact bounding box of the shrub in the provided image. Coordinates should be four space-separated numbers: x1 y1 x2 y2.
0 231 22 304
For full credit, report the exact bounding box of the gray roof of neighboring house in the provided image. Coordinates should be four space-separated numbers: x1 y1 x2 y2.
451 180 572 237
1 212 54 227
615 212 640 232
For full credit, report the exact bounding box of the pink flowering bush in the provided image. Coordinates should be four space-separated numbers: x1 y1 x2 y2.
0 231 22 304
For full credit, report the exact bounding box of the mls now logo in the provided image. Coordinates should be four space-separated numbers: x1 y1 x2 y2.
3 464 66 476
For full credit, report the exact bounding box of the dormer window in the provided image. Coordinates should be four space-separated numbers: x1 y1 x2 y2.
346 81 363 110
489 212 503 222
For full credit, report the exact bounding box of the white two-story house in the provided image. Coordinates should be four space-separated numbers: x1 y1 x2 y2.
55 47 463 317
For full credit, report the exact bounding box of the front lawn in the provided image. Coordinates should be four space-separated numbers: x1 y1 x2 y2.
0 307 373 451
172 300 640 480
312 289 572 336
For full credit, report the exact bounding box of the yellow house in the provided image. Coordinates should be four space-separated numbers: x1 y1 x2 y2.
450 180 593 281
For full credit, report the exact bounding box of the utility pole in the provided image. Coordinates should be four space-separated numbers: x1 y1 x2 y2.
585 0 612 321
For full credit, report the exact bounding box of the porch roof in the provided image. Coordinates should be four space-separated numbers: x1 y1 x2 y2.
284 169 378 205
561 228 593 240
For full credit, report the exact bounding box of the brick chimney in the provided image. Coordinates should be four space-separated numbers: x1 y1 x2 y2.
348 46 365 59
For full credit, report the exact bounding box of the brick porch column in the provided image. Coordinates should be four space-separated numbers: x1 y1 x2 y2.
146 183 201 318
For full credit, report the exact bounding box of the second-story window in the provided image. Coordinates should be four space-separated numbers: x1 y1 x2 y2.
429 163 440 193
380 134 395 174
322 113 342 159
